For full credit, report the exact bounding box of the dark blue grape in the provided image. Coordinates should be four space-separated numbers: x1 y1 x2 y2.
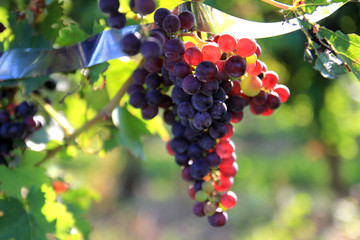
191 93 213 112
141 105 158 119
226 95 246 113
177 101 196 119
140 37 162 59
193 112 212 131
170 137 189 154
209 123 227 139
120 32 141 56
200 80 219 96
108 12 126 29
146 89 164 107
8 122 26 139
187 142 203 159
162 14 181 33
144 57 163 73
195 61 218 83
149 30 166 46
172 121 185 137
159 95 173 109
189 158 210 180
127 83 144 95
225 55 246 78
99 0 119 14
163 110 176 125
207 211 228 227
145 73 162 89
178 10 195 31
182 74 201 95
213 87 226 102
175 153 189 166
184 127 202 141
206 152 222 167
174 61 191 79
129 91 147 108
154 8 171 28
265 92 281 110
209 100 227 119
220 79 233 94
132 68 148 85
15 101 37 117
164 38 185 61
252 90 268 105
198 133 216 151
136 0 156 15
171 85 191 105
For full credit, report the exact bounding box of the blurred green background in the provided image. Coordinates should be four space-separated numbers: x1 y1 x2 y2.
40 0 360 239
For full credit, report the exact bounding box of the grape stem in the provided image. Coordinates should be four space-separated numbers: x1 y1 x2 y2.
34 59 143 167
260 0 292 10
29 92 75 135
180 32 207 48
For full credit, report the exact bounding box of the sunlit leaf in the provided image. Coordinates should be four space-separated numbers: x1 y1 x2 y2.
314 51 348 79
39 0 65 43
55 23 87 47
297 0 349 14
318 27 360 81
0 188 56 240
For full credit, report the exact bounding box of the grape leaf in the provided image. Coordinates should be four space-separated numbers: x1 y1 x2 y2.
0 151 50 199
21 75 50 95
314 51 348 78
8 13 34 48
294 0 349 14
87 62 109 86
0 188 56 240
39 0 65 43
318 27 360 81
112 105 151 159
55 23 87 47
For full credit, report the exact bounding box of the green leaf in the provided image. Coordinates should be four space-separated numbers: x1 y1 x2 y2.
39 0 65 43
318 27 360 81
55 23 87 47
297 0 348 14
21 75 50 96
87 62 109 86
113 105 151 159
8 13 34 48
0 152 50 199
0 188 56 240
314 51 348 79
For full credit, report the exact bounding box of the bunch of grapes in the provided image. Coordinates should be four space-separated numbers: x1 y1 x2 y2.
115 3 290 227
98 0 127 29
0 88 43 167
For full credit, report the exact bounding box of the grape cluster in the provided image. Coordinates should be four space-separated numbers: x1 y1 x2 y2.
0 88 43 166
98 0 126 29
119 6 290 227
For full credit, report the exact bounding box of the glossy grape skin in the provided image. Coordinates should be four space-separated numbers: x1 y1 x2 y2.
189 158 210 180
182 74 201 95
99 0 119 14
140 37 163 59
191 93 213 112
136 0 156 15
179 10 195 31
164 38 186 61
224 55 246 78
207 211 228 227
154 8 171 28
162 14 181 33
108 12 126 29
195 61 218 82
141 105 158 119
120 32 141 56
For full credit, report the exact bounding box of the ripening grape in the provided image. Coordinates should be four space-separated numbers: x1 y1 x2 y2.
240 75 262 97
236 38 257 57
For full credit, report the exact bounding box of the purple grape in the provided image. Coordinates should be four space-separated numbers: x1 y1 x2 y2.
265 92 281 110
174 61 191 79
186 142 203 159
209 123 227 139
182 74 201 95
206 152 222 167
192 112 212 131
0 110 10 123
177 101 196 119
162 14 181 33
8 122 26 139
120 32 141 56
145 73 162 89
172 121 185 137
141 105 158 119
191 93 213 112
144 57 163 73
146 89 164 107
207 211 228 227
213 87 226 102
252 90 268 105
140 37 163 59
178 10 195 31
198 133 216 151
193 202 206 217
149 30 166 46
225 55 246 78
136 0 156 15
154 8 171 28
132 68 148 85
220 79 233 94
195 61 218 82
170 137 189 154
200 80 219 96
226 95 246 113
209 100 227 119
15 101 37 117
175 153 189 166
163 110 176 125
127 83 144 95
189 158 210 180
164 38 185 61
99 0 119 14
108 12 126 29
171 85 191 105
129 91 147 108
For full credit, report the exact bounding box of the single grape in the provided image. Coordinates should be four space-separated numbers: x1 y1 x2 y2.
178 10 195 31
218 34 236 53
195 190 208 202
164 38 186 61
184 47 203 66
162 14 181 33
175 153 189 166
249 102 266 115
171 85 191 105
136 0 156 15
220 162 238 177
252 90 268 105
265 92 281 109
240 75 262 97
262 71 279 90
193 202 206 217
224 55 246 78
226 95 246 113
171 137 189 154
236 38 257 57
140 37 163 59
146 89 164 107
141 105 158 119
198 133 216 151
145 73 162 89
120 32 141 56
206 152 222 167
189 158 210 180
202 43 221 63
273 84 290 103
174 61 192 79
132 68 148 85
187 142 204 159
200 80 219 96
195 61 218 82
191 93 213 112
219 191 237 210
177 101 196 119
108 12 126 29
209 123 227 139
209 100 227 119
207 211 228 227
193 112 212 131
144 57 163 73
216 140 234 159
99 0 119 14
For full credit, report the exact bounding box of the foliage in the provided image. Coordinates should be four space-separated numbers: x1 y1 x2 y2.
0 0 359 239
